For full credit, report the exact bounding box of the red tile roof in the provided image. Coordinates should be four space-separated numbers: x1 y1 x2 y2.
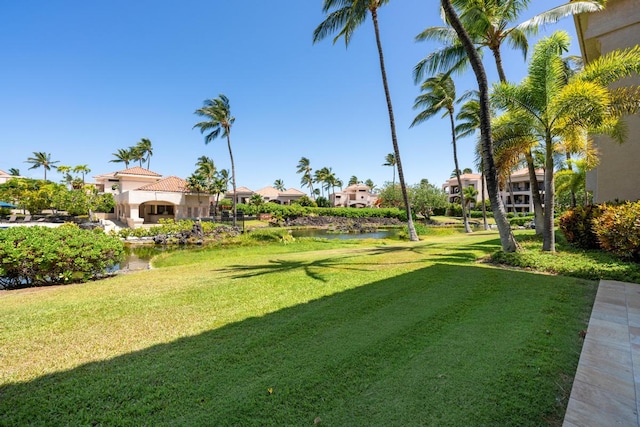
137 176 188 192
115 166 162 177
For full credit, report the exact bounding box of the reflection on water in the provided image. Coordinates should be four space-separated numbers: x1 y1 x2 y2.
290 228 399 240
118 245 189 272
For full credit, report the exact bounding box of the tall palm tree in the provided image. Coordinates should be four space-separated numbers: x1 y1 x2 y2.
56 165 73 187
135 138 153 169
418 0 604 234
314 0 418 241
130 144 146 167
364 179 375 191
194 94 238 226
416 0 605 83
314 167 331 197
441 0 518 252
110 148 134 169
411 73 472 233
25 152 59 181
462 185 478 213
273 179 286 192
492 31 640 251
348 176 360 186
8 168 20 176
73 164 91 185
195 156 217 180
382 153 396 186
296 157 315 197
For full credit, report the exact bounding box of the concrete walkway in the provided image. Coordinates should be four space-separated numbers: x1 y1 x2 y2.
564 280 640 426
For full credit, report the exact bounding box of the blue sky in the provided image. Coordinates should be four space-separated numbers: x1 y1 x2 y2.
0 1 582 193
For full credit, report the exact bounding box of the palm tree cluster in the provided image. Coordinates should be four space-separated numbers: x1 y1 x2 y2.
110 138 154 169
186 156 230 216
25 152 59 181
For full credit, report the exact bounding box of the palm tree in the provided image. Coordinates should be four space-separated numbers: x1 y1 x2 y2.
415 0 605 83
441 0 518 252
110 148 134 169
73 164 91 185
273 179 286 192
296 157 315 197
418 1 604 234
130 144 146 167
314 167 331 197
135 138 153 169
186 173 207 208
194 94 238 226
411 73 472 233
462 185 478 213
491 31 640 251
348 176 360 186
382 153 396 186
195 156 217 180
8 168 19 176
25 152 59 181
314 0 418 241
364 179 375 191
56 165 73 187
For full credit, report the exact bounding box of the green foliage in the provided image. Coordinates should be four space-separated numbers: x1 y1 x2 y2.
378 183 404 208
593 201 640 261
410 180 448 219
558 205 602 249
315 196 330 208
292 195 317 207
0 225 125 289
509 215 535 227
245 228 294 243
491 232 640 283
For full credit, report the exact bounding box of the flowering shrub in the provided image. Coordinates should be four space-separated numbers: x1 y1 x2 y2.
592 201 640 261
558 205 602 249
0 224 125 289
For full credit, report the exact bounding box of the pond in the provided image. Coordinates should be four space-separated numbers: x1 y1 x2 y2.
290 228 400 240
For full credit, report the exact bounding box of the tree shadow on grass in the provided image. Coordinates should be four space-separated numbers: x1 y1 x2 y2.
217 245 436 282
0 264 595 426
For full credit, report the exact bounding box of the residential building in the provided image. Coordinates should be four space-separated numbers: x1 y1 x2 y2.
94 166 212 228
575 0 640 202
254 186 306 205
330 184 378 208
0 170 14 185
442 169 545 214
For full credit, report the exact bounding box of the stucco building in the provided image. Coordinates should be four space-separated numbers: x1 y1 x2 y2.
575 0 640 202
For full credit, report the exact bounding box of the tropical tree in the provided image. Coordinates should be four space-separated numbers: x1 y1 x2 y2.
273 179 286 191
491 31 640 251
411 73 472 233
25 152 59 181
411 179 448 220
415 0 605 83
130 144 146 167
73 165 91 186
348 176 360 186
135 138 153 169
313 0 418 241
364 179 375 191
382 153 396 186
110 148 134 169
314 167 331 197
56 165 73 187
296 157 315 197
555 158 590 209
462 185 478 214
193 94 238 226
8 168 19 176
186 173 207 208
440 0 518 252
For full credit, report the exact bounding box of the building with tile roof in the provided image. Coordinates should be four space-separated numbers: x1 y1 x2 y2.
94 167 213 228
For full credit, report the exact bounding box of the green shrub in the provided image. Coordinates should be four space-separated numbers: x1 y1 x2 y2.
593 201 640 261
509 215 535 227
558 205 602 249
0 225 125 289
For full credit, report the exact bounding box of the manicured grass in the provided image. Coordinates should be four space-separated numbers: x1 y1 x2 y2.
0 232 596 426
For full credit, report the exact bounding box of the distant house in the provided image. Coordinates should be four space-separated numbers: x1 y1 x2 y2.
575 0 640 202
330 184 378 208
0 169 16 184
94 166 212 228
442 169 544 214
254 186 306 205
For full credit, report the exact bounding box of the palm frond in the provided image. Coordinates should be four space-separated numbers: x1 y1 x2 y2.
576 45 640 86
515 1 604 32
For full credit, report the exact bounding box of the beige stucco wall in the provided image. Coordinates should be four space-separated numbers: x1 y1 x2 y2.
576 0 640 203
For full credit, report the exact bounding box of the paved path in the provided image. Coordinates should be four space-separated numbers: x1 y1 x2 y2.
564 280 640 426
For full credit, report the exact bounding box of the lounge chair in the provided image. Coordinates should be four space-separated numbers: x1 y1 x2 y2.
6 214 17 223
22 215 32 222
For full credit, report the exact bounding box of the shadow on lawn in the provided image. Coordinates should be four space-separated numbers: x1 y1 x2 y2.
0 264 595 426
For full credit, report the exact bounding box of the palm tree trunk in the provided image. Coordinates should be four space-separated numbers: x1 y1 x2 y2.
481 173 488 230
442 0 518 252
524 150 544 235
226 134 237 227
543 134 555 251
370 8 418 241
449 112 472 233
565 151 577 207
507 174 516 214
491 46 508 84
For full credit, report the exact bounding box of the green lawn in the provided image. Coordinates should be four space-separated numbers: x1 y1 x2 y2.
0 232 597 426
